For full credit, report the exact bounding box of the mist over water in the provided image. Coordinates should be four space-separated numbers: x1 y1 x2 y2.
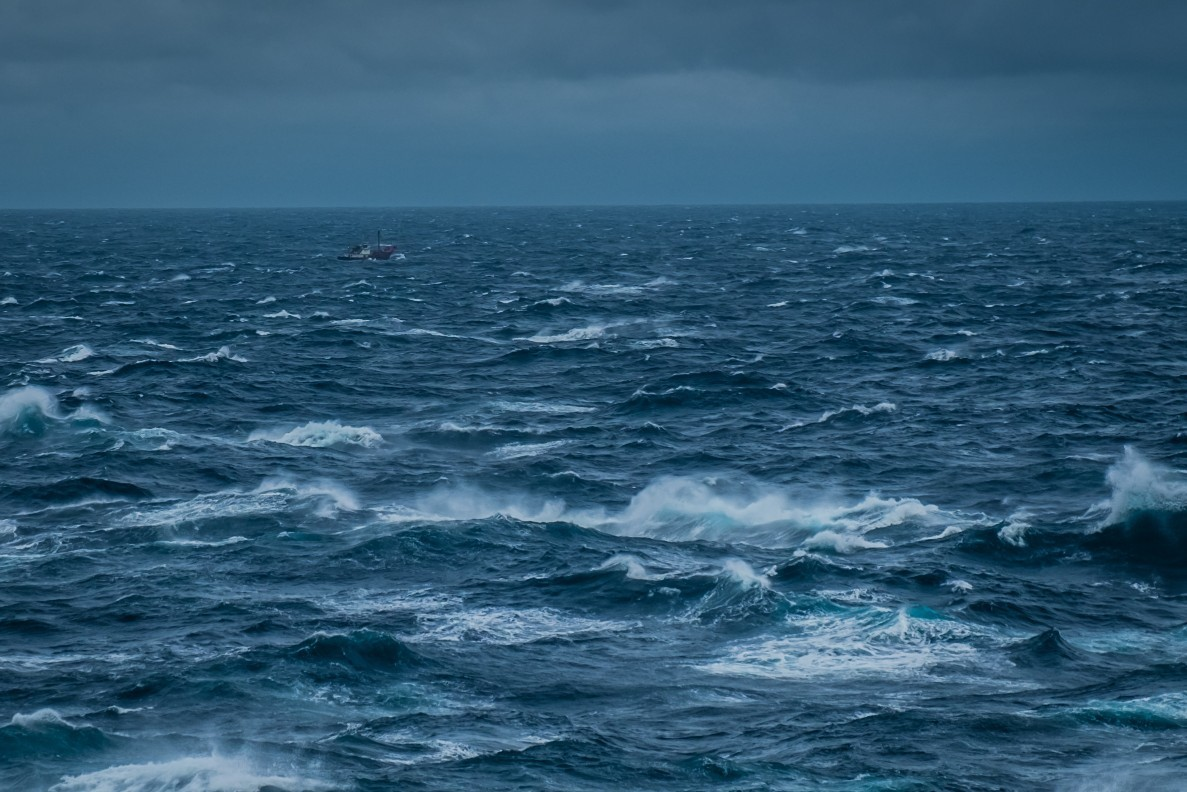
2 204 1187 790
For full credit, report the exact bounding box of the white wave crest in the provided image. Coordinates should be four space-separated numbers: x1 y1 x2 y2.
493 400 596 414
249 421 383 448
9 708 77 729
558 280 644 296
410 606 634 646
701 606 991 681
780 401 896 431
802 530 889 553
38 344 96 363
119 477 359 527
1100 446 1187 528
490 440 568 460
181 346 246 363
633 338 679 349
0 296 17 305
596 554 652 580
50 755 329 792
925 348 961 362
0 385 107 435
380 476 955 550
132 338 181 350
263 309 300 319
522 323 610 343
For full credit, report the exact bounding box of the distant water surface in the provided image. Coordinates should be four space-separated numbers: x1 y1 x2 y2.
2 203 1187 791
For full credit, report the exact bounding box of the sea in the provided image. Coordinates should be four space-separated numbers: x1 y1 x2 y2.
2 203 1187 791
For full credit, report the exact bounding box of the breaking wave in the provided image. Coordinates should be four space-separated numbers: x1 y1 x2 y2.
49 755 328 792
249 421 383 448
0 386 106 437
379 476 959 551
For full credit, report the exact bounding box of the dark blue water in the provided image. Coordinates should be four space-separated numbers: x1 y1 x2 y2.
3 204 1187 791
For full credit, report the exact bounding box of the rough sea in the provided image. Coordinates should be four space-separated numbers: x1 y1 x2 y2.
2 203 1187 792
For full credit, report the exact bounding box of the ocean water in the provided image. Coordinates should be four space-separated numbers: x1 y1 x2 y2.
2 203 1187 791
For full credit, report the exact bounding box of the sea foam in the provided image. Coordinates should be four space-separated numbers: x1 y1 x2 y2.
49 755 329 792
1100 446 1187 528
249 421 383 448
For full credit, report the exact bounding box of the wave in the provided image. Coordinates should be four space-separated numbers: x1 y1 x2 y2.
521 323 611 344
0 709 111 760
7 477 152 505
1083 447 1187 565
291 629 421 672
780 401 896 431
1059 692 1187 730
379 476 959 551
558 281 645 296
598 477 946 549
410 606 633 646
0 386 107 437
118 477 359 527
49 755 329 792
490 440 569 460
701 605 993 681
37 344 96 363
180 346 247 364
249 421 383 448
492 400 596 414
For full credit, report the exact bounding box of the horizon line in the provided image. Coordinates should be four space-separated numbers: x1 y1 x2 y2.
2 197 1185 212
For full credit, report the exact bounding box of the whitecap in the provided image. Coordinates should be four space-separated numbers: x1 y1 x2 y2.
596 554 652 580
263 309 301 319
0 296 17 306
522 323 610 343
873 295 919 306
410 606 634 646
132 338 181 350
249 421 383 448
492 400 596 414
701 606 993 682
925 348 960 362
181 346 246 363
780 401 896 431
37 344 97 364
1099 446 1187 528
0 385 107 435
118 477 359 527
490 440 568 460
378 476 963 550
50 755 330 792
9 708 76 729
802 530 889 553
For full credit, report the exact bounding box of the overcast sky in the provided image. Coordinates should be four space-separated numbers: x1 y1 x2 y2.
2 0 1185 207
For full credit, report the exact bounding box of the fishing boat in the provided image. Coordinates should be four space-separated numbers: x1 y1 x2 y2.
338 231 397 261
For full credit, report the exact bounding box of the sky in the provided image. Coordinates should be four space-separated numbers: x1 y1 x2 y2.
2 0 1185 208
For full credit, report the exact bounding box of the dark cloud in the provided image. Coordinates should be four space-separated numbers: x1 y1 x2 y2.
1 1 1184 206
4 0 1186 97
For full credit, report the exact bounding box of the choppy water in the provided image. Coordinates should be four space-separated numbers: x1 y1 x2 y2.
3 203 1187 791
